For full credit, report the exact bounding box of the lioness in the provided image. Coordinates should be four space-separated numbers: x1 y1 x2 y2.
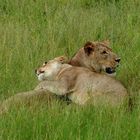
69 40 121 76
35 56 127 106
0 41 123 114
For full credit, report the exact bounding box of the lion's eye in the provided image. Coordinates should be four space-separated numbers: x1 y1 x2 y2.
102 51 107 54
43 61 47 66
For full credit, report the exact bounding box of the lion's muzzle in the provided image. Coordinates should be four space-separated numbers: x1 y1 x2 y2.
35 69 45 75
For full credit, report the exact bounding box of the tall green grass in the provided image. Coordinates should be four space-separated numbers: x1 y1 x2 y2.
0 0 140 139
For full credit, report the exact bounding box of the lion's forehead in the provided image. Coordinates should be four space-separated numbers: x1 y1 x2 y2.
43 61 61 71
98 46 112 52
97 42 112 51
103 46 112 51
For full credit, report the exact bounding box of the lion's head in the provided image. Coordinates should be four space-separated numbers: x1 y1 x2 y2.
83 40 120 75
35 56 68 81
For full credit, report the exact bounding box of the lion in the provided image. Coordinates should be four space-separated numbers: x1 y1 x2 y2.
0 40 123 114
69 40 121 76
35 56 128 106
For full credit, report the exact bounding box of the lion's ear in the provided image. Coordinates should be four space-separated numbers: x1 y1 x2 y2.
102 40 110 46
84 41 95 55
55 56 68 64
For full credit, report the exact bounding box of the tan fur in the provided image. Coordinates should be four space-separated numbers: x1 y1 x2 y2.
36 57 128 106
69 40 120 75
0 41 124 114
0 89 55 114
0 56 70 114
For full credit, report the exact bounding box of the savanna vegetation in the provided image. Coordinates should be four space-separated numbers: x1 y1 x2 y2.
0 0 140 139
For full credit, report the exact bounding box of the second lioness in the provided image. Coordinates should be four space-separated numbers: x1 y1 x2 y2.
69 40 121 76
35 56 127 106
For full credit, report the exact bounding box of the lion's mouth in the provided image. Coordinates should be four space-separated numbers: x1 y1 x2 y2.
36 73 46 81
105 67 116 74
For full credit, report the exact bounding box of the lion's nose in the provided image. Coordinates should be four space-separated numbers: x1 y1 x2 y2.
35 69 44 75
115 58 121 63
39 70 45 73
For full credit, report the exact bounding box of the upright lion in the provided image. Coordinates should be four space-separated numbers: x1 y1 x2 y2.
69 40 121 76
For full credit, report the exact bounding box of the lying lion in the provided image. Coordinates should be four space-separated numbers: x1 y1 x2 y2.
35 56 128 106
0 40 122 114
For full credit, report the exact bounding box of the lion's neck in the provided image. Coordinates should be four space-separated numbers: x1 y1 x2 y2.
69 48 99 72
69 48 86 66
57 64 72 77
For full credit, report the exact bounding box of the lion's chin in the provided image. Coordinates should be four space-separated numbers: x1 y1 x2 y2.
37 74 46 81
102 66 117 76
101 70 116 77
106 72 116 77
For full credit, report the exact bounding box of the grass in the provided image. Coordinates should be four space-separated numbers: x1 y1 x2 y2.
0 0 140 139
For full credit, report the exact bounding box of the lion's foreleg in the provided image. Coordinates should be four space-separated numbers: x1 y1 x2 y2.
35 80 69 95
